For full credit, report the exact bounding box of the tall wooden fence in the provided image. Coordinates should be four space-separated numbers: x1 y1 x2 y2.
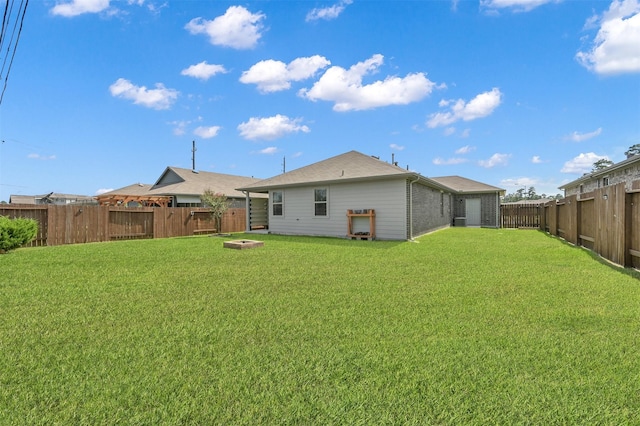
541 182 639 269
500 182 640 269
500 204 543 228
0 205 246 247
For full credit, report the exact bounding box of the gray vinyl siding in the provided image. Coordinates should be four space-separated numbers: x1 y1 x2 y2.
410 182 451 237
268 179 407 240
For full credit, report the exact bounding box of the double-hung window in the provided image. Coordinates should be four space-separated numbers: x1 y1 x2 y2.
314 188 327 216
272 191 283 216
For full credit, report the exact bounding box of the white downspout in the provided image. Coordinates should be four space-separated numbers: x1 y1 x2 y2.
408 176 419 240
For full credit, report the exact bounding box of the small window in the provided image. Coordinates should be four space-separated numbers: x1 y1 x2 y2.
603 176 610 186
579 184 584 193
272 191 283 216
314 188 327 216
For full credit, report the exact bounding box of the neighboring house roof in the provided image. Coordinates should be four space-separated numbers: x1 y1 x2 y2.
237 150 451 192
502 198 555 205
152 167 264 198
97 167 267 205
558 154 640 190
100 183 154 197
9 193 96 204
9 195 36 204
430 176 505 195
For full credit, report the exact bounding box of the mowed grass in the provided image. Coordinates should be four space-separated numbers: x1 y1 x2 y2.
1 228 638 424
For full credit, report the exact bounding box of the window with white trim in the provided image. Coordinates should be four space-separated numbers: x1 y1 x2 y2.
272 191 283 216
314 188 327 216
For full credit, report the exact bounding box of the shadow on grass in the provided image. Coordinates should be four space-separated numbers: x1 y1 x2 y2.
541 231 640 281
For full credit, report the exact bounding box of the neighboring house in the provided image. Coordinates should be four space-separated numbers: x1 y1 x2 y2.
430 176 505 227
501 198 555 205
97 167 267 211
9 192 97 205
559 154 640 197
237 150 504 240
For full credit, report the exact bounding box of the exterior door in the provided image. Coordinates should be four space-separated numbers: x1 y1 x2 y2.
465 198 481 226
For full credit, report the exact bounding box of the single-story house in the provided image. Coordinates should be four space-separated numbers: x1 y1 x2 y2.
97 167 267 212
559 154 640 197
237 150 504 240
430 176 505 227
9 192 97 205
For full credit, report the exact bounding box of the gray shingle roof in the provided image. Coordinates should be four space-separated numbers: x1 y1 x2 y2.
430 176 505 194
151 167 264 198
237 150 418 192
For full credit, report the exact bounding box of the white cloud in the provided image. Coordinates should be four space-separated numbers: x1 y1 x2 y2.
532 155 543 163
238 114 310 141
306 0 352 21
433 157 468 165
561 152 609 173
564 127 603 142
259 147 278 155
390 143 405 151
299 54 437 111
501 177 539 188
240 56 330 93
181 61 227 81
27 153 56 160
427 88 503 128
109 78 178 110
51 0 110 16
576 0 640 75
194 126 221 139
478 153 510 168
185 6 265 49
455 145 475 154
95 188 113 195
480 0 557 12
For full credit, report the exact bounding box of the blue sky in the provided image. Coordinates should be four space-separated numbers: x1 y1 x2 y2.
0 0 639 202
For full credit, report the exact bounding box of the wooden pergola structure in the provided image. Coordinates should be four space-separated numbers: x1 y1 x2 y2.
96 194 173 207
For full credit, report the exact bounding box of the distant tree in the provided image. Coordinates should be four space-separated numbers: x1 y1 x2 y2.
527 186 538 200
592 158 614 172
0 216 38 253
625 144 640 158
200 190 229 234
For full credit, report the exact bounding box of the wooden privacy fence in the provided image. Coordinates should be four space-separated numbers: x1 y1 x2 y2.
540 182 640 269
0 205 246 247
500 204 543 228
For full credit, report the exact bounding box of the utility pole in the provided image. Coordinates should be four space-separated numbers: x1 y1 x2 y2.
192 140 196 172
282 156 286 174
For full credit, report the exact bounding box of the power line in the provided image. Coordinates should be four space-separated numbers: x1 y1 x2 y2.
0 0 28 105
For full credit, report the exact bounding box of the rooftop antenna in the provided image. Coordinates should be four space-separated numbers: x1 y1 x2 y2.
191 140 197 172
392 153 398 166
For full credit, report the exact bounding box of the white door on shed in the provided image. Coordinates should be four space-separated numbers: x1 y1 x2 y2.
465 198 481 226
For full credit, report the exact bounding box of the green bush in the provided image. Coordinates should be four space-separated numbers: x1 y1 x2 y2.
0 216 38 253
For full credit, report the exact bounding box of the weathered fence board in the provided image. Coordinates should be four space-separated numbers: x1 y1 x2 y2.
628 192 640 269
0 205 246 247
540 182 637 269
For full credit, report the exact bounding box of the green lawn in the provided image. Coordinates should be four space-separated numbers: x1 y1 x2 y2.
1 228 638 424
